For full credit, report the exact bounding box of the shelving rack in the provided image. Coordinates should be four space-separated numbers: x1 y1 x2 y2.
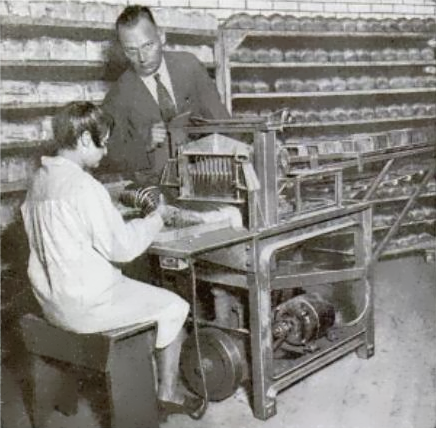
216 17 436 259
0 14 218 197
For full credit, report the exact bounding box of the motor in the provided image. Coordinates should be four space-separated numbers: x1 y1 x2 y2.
272 293 335 353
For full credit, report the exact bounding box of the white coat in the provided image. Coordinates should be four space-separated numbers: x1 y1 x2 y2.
21 156 189 348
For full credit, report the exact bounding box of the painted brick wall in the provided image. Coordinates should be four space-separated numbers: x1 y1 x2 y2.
1 1 435 28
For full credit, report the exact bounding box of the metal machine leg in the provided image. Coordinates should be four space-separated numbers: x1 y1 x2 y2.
247 263 277 420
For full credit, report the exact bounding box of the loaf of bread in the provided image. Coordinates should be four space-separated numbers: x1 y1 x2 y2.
313 49 329 62
356 49 371 62
348 108 362 120
424 76 436 87
83 81 111 102
238 48 254 63
269 14 285 31
1 80 39 104
360 107 375 119
421 48 435 61
329 50 345 62
370 50 383 62
398 18 413 32
411 103 428 116
375 106 390 118
342 18 357 32
414 76 427 88
304 80 320 92
87 40 113 62
0 39 24 60
231 81 239 93
426 103 436 115
305 110 320 122
375 77 390 89
270 48 284 62
331 107 348 121
299 49 315 62
389 76 413 89
344 49 357 62
253 80 269 93
356 19 370 32
331 77 347 91
346 77 360 90
326 18 343 32
285 16 300 31
1 121 41 143
369 19 383 32
50 39 86 61
410 18 425 33
291 79 306 92
254 15 270 30
290 110 306 123
424 18 436 33
25 38 51 60
311 16 328 31
408 48 421 61
225 13 254 29
38 82 85 103
400 104 414 117
382 48 397 61
319 109 334 122
395 49 409 61
381 18 399 32
284 50 299 62
259 108 273 117
358 76 375 90
65 1 85 21
254 48 271 63
300 17 315 32
387 104 402 117
317 78 333 92
238 80 254 93
274 78 290 92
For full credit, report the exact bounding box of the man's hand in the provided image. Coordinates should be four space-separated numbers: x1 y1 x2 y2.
150 122 168 150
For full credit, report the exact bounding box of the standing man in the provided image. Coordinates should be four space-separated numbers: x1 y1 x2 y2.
102 4 229 184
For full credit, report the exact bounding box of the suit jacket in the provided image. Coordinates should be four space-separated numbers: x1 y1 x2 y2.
102 51 229 180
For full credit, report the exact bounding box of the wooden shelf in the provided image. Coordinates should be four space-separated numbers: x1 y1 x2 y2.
0 59 216 70
230 61 436 69
369 191 436 203
1 60 106 68
1 140 52 151
267 115 436 128
373 218 436 231
232 87 436 100
382 240 435 257
1 100 104 111
225 29 433 39
0 15 217 39
1 180 28 195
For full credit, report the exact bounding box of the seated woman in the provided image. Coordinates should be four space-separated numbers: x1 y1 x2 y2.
21 101 202 418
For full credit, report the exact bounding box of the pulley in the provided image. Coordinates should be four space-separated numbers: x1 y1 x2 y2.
181 328 244 401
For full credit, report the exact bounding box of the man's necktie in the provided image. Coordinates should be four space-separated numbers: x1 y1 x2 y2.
154 73 177 123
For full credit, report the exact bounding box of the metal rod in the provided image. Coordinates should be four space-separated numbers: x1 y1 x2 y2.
362 158 395 202
372 165 436 262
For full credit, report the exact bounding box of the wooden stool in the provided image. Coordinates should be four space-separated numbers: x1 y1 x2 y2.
20 313 159 428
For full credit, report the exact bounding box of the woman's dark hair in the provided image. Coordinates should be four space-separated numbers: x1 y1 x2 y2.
116 5 156 33
52 102 114 150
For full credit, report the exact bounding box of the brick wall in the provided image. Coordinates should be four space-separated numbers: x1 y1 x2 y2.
1 1 435 28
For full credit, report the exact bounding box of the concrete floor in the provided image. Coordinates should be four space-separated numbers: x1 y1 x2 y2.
2 256 435 428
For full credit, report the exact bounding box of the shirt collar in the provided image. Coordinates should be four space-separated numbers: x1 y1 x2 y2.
41 155 83 172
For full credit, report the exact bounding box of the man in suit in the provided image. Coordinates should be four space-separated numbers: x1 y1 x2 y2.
102 4 229 183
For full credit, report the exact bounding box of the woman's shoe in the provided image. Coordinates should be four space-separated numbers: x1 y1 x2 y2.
158 395 205 420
